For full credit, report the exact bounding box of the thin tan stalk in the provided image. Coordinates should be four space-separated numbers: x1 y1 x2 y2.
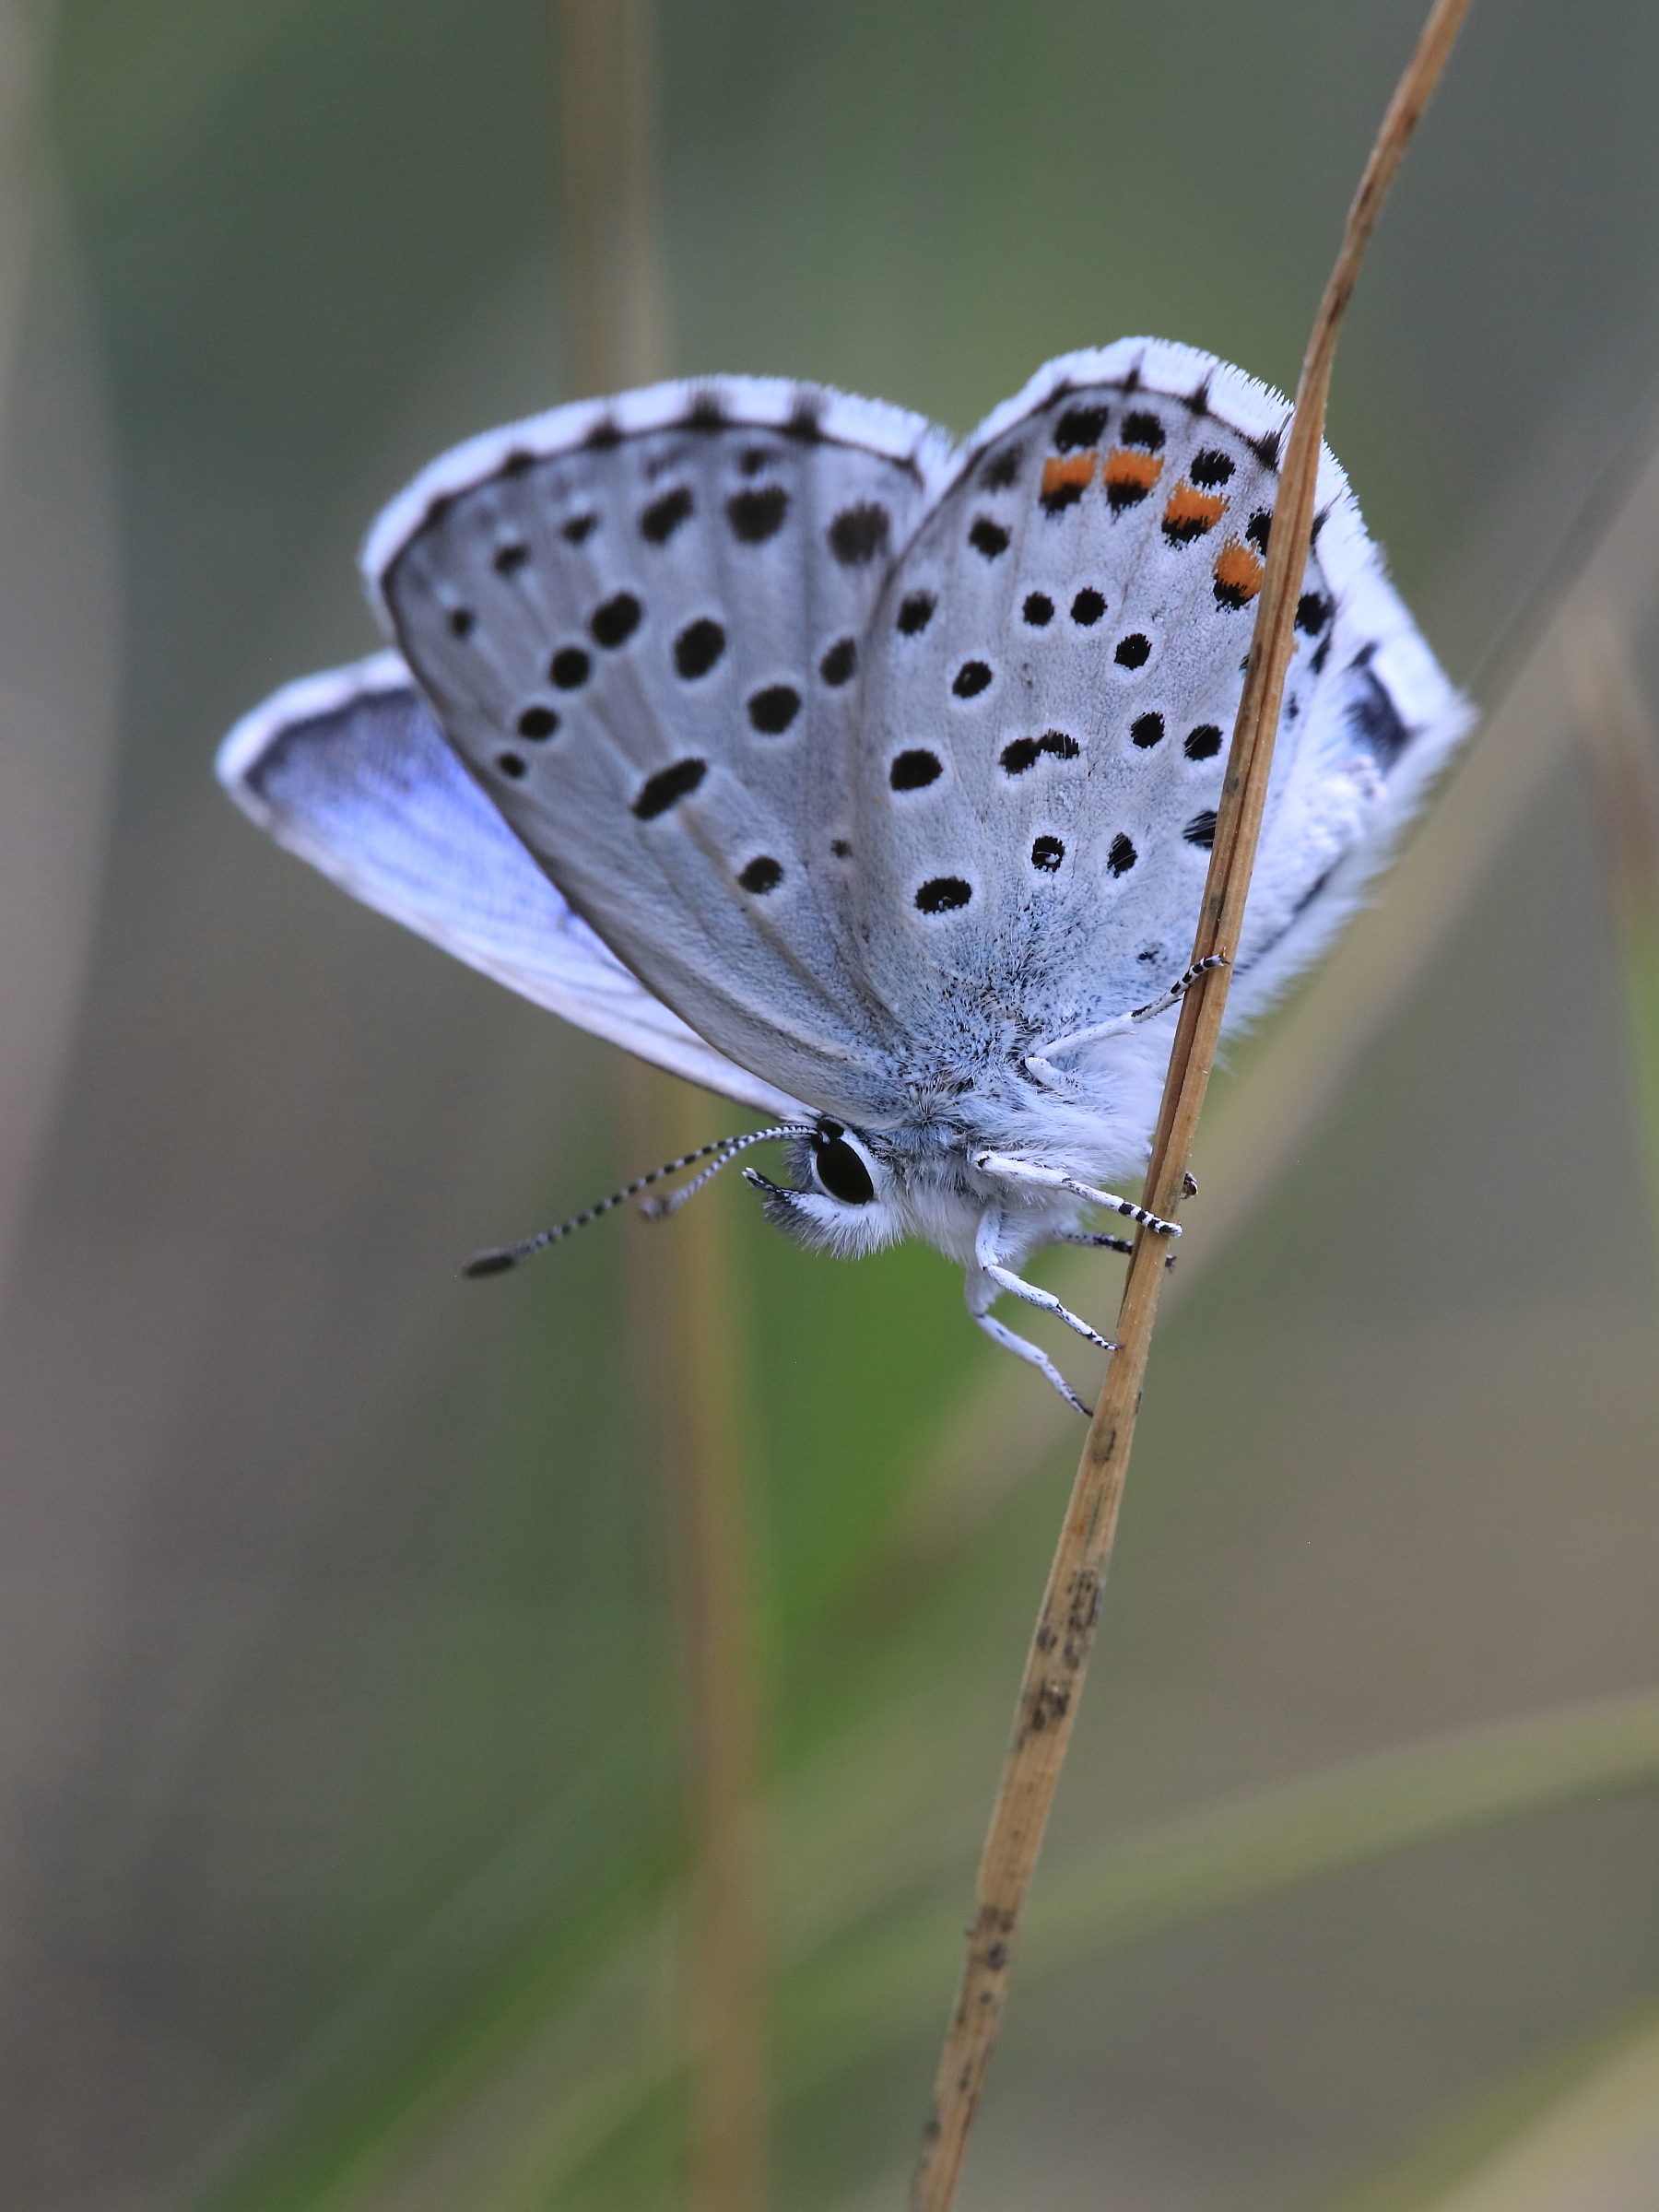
1570 614 1659 1256
557 0 669 397
554 11 770 2210
911 6 1473 2204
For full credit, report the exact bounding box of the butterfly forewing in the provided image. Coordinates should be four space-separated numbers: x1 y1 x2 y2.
851 339 1465 1065
215 652 807 1114
373 379 950 1123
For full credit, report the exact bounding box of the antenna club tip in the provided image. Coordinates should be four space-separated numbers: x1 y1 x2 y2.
462 1247 518 1278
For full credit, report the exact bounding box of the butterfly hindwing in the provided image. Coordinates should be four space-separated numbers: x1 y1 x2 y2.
370 378 953 1122
852 339 1469 1058
216 651 806 1115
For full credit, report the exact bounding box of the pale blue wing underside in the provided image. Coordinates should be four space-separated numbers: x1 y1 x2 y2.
852 339 1473 1063
369 376 954 1126
215 650 808 1119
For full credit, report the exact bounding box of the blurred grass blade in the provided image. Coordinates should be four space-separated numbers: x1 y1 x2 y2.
783 1686 1659 2098
314 1688 1659 2209
555 6 771 2206
557 0 668 395
1311 2002 1659 2212
1571 611 1659 1255
875 390 1659 1601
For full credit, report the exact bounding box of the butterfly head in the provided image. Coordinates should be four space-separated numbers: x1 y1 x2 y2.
743 1119 909 1259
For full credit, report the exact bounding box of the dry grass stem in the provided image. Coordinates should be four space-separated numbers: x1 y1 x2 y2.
556 8 770 2207
911 5 1473 2203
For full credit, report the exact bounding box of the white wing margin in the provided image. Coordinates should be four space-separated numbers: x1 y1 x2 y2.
216 651 809 1118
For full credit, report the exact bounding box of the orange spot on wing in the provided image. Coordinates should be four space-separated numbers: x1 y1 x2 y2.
1102 448 1163 492
1161 483 1227 541
1040 451 1096 513
1041 452 1095 495
1101 447 1162 513
1212 537 1264 608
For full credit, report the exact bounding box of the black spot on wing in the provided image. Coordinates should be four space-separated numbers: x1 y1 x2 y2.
562 512 597 544
952 660 993 699
1022 593 1054 627
1183 723 1222 759
999 730 1077 775
727 485 789 543
1121 410 1166 451
748 684 801 735
1108 832 1137 876
981 444 1022 488
829 502 890 565
889 749 942 791
1189 450 1234 488
493 542 529 574
1183 809 1218 849
898 592 935 636
1054 404 1110 452
684 391 725 431
641 486 693 543
550 646 591 688
590 592 642 648
784 396 822 442
1248 425 1283 468
1296 591 1331 635
737 855 783 894
516 705 559 739
1346 666 1411 769
1030 835 1064 873
447 607 475 639
819 637 857 686
969 516 1010 559
674 618 724 679
634 758 706 819
1131 712 1164 748
1071 587 1105 627
915 876 971 913
1114 632 1151 668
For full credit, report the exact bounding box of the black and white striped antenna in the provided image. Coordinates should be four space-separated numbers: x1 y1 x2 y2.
461 1123 812 1277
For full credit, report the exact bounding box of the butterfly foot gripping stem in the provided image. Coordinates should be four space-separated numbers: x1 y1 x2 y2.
1023 954 1229 1089
973 1152 1181 1239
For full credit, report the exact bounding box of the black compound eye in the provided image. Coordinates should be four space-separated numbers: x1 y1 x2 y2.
811 1130 876 1206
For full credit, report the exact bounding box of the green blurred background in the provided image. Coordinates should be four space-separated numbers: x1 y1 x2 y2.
3 0 1659 2206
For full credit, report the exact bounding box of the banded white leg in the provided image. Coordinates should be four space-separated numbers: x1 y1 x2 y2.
972 1150 1181 1239
1053 1228 1135 1255
973 1209 1117 1351
1024 954 1228 1088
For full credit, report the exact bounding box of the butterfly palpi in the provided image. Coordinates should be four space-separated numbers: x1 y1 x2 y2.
219 339 1468 1412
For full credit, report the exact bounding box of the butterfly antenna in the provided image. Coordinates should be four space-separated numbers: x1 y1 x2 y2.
462 1124 813 1277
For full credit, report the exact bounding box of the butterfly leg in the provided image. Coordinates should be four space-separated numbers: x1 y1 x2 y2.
973 1209 1118 1352
972 1151 1181 1238
1053 1229 1135 1254
1024 955 1229 1088
964 1262 1093 1416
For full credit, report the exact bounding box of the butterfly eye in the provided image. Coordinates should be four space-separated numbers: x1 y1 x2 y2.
811 1124 877 1206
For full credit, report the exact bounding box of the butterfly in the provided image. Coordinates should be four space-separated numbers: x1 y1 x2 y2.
219 338 1469 1412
